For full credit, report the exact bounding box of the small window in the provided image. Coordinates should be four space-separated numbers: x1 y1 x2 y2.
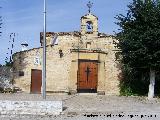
59 49 63 58
19 71 24 76
86 42 91 49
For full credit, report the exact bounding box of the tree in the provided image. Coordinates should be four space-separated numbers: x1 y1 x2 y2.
115 0 160 99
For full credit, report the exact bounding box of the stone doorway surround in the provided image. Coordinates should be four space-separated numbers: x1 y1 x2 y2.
69 49 106 95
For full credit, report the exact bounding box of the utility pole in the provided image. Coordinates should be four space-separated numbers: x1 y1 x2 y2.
0 7 2 37
9 33 15 62
42 0 46 99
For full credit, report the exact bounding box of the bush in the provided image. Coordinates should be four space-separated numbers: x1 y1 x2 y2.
119 65 149 96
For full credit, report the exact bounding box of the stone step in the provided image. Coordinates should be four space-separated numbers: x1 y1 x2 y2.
0 100 62 115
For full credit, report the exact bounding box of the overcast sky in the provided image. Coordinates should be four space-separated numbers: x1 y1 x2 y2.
0 0 132 65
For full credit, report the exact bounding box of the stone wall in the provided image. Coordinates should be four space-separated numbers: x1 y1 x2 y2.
13 45 72 93
98 37 120 95
13 33 120 95
105 49 120 95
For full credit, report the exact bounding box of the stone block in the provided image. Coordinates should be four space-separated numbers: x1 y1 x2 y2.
0 100 62 115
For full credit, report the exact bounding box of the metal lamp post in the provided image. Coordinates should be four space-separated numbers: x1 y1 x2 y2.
42 0 46 99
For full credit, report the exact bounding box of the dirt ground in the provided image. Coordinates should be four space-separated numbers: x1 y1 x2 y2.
0 93 160 120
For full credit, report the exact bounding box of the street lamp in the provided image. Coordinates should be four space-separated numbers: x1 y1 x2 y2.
42 0 46 99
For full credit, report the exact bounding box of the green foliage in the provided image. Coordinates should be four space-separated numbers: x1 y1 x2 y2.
5 61 13 67
120 84 134 96
115 0 160 69
115 0 160 96
0 87 18 93
119 65 149 96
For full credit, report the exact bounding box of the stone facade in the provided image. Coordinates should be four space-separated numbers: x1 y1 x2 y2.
13 13 120 95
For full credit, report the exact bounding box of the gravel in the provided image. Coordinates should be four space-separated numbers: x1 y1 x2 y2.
0 93 160 120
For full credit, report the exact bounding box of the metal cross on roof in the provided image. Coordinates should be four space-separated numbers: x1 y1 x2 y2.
87 1 93 13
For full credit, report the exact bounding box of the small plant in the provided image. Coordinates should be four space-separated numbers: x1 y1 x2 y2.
120 85 133 96
5 61 13 67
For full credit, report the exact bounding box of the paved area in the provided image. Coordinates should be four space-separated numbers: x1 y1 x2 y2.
0 93 160 120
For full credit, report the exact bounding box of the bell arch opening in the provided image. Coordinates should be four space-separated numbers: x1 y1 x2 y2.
86 21 93 33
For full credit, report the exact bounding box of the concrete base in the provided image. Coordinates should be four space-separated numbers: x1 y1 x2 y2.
0 100 62 115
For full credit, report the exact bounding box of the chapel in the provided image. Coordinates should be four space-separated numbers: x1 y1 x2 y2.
12 3 120 95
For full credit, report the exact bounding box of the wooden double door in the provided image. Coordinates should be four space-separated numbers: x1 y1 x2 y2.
77 60 98 93
31 69 42 94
